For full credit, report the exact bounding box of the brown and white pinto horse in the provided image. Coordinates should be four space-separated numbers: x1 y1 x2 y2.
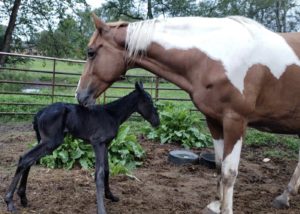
76 14 300 214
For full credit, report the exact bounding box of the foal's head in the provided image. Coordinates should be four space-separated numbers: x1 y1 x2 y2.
135 82 160 127
76 14 128 106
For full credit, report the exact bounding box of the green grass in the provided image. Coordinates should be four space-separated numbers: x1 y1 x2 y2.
245 129 299 158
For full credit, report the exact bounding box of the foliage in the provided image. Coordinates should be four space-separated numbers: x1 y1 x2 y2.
109 125 145 175
35 125 145 175
38 135 95 169
245 129 299 153
143 102 212 149
0 0 90 59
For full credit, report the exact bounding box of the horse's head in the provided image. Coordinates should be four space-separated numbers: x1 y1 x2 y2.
135 82 160 127
76 14 128 106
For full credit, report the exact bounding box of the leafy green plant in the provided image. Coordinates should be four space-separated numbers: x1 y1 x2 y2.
109 125 145 175
143 102 212 149
38 135 95 170
34 125 145 175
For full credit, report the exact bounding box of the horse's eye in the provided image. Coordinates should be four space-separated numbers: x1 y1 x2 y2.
87 48 96 59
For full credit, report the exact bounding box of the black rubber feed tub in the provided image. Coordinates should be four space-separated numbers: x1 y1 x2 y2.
199 152 216 169
168 150 199 165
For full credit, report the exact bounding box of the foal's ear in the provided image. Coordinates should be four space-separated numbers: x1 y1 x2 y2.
135 82 144 92
92 13 110 34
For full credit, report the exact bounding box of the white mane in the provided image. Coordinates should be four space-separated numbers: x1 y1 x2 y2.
125 19 158 58
125 16 265 59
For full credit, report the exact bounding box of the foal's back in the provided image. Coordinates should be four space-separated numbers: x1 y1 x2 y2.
36 103 117 142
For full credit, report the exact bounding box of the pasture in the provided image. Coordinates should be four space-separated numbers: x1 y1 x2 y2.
0 56 299 213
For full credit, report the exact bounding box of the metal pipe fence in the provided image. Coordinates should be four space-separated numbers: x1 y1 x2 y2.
0 52 197 117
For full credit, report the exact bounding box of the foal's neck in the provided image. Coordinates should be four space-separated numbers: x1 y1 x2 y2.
104 91 139 125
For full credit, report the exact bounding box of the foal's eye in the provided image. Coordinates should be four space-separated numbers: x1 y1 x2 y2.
87 48 96 59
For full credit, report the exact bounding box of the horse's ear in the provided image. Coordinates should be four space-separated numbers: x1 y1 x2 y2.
92 13 109 33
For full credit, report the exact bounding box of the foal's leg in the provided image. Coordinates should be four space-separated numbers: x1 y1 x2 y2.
17 128 43 206
104 145 119 202
273 147 300 209
93 142 107 214
5 138 63 212
16 167 30 207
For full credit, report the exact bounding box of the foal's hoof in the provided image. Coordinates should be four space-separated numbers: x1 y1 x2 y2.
20 196 28 207
6 202 17 213
202 201 220 214
272 194 289 209
106 193 119 202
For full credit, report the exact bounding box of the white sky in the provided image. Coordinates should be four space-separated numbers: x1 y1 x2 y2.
86 0 105 9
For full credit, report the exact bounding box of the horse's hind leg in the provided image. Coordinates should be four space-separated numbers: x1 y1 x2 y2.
273 147 300 209
5 138 62 212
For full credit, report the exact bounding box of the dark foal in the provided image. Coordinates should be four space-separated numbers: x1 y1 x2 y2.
5 82 159 214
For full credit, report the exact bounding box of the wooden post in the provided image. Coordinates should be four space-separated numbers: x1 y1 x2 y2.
155 76 159 101
51 59 56 104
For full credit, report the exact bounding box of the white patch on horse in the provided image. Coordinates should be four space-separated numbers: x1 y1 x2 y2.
213 139 224 166
126 16 300 94
221 138 242 213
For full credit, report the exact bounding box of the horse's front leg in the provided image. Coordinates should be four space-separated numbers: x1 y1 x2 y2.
203 117 224 213
273 146 300 209
204 114 245 214
93 142 106 214
104 145 119 202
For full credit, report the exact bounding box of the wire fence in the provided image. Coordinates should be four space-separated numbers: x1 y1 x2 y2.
0 52 196 117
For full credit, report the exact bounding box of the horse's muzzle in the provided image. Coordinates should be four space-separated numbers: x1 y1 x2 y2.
76 92 96 106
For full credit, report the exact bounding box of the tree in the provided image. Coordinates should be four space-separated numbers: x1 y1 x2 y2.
0 0 88 64
0 0 21 65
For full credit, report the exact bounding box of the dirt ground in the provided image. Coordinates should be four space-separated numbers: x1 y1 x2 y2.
0 122 300 214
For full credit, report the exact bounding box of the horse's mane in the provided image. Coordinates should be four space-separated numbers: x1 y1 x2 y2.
125 19 158 59
125 16 267 59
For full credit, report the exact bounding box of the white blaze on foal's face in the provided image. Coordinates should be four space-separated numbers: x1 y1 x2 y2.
126 16 300 94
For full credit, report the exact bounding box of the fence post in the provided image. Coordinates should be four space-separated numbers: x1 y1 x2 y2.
155 76 159 101
103 91 106 104
51 59 56 104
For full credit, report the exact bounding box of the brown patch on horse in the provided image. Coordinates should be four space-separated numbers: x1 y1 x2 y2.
246 64 300 134
280 32 300 59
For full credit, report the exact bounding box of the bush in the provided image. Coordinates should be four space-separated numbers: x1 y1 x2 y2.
34 125 145 175
143 102 212 149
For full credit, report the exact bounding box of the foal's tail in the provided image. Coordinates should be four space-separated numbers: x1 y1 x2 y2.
33 110 42 144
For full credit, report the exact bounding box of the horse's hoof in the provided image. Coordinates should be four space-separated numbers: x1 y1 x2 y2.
202 201 221 214
272 194 289 209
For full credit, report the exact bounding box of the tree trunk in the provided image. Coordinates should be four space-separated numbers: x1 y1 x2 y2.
0 0 22 66
147 0 153 19
275 0 283 32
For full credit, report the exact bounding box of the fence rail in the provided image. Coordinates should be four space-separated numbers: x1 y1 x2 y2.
0 52 196 117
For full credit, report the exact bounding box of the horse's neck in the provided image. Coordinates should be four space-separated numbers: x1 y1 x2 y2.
114 25 194 93
104 91 138 125
130 48 194 93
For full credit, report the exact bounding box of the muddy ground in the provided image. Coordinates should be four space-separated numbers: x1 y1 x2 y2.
0 122 300 214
